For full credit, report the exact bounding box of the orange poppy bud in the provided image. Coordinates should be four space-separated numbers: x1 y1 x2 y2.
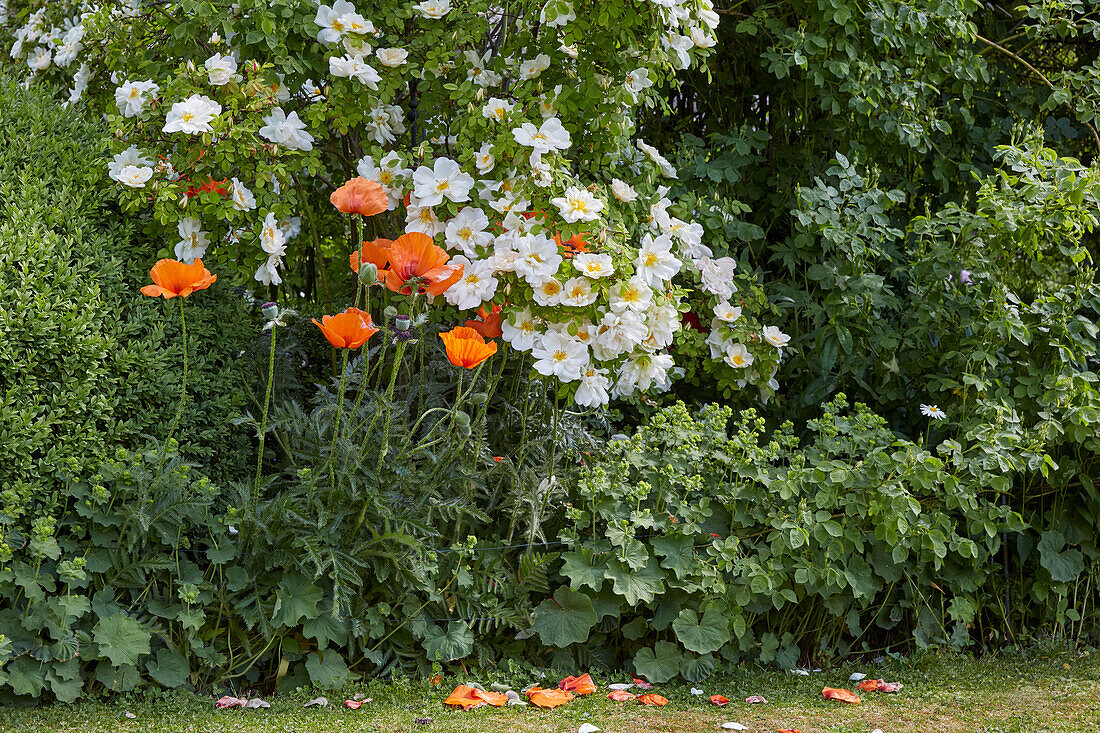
141 258 217 299
330 177 388 217
440 326 497 369
312 307 378 349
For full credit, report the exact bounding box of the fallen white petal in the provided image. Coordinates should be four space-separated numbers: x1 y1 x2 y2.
579 725 601 733
791 669 810 676
124 712 136 719
690 687 705 695
304 697 328 708
608 683 634 690
721 724 747 731
850 672 867 681
871 729 884 733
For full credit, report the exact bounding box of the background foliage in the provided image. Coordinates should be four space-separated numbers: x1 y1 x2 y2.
3 0 1100 706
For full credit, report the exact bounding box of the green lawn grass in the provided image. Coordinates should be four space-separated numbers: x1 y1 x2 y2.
2 650 1098 732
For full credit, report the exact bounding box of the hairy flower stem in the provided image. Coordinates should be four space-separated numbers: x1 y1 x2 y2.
254 325 277 489
163 299 189 458
328 349 350 492
354 214 366 309
353 341 407 534
375 340 407 471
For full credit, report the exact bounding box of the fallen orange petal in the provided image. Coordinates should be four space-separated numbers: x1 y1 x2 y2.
709 695 729 706
856 679 881 692
607 690 636 702
637 693 668 706
632 677 654 689
778 729 803 733
344 700 361 709
822 687 861 704
559 674 596 695
444 685 484 710
526 687 573 708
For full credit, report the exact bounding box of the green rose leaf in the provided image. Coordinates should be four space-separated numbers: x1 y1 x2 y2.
146 648 190 689
633 640 683 683
272 573 323 627
423 621 475 661
604 558 665 606
531 586 597 647
92 614 150 667
673 608 730 654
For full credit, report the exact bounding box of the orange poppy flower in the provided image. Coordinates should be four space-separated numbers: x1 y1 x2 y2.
464 303 503 338
350 238 393 275
141 258 217 299
637 693 668 706
312 307 378 349
443 685 507 710
381 232 463 296
526 686 573 708
330 177 388 216
607 690 636 702
440 326 498 368
822 687 861 704
558 674 596 695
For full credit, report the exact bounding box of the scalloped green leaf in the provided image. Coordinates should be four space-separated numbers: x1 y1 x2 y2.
531 586 597 647
633 640 682 683
672 608 730 654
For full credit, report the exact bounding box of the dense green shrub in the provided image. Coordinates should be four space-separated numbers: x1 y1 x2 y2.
533 397 1097 679
0 77 255 557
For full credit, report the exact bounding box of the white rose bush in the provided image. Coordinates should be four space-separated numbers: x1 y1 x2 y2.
3 0 789 405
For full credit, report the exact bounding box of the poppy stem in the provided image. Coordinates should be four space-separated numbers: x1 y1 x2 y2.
329 349 350 492
165 299 189 450
355 340 406 534
254 325 277 491
374 341 407 473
